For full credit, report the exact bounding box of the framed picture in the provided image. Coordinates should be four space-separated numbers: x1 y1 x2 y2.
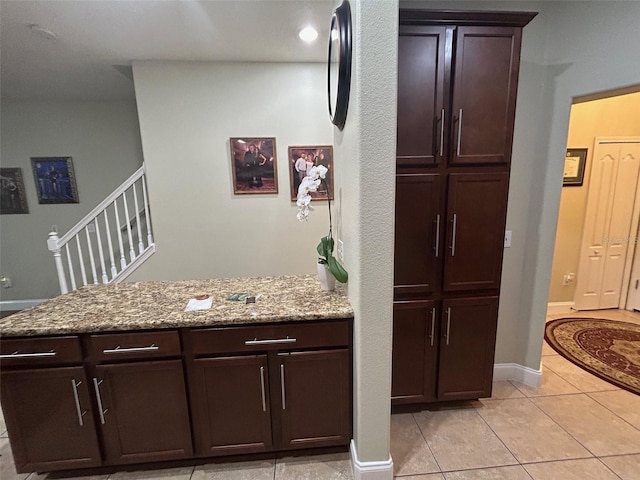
288 145 334 201
230 138 278 194
31 156 79 203
563 148 587 186
0 168 29 214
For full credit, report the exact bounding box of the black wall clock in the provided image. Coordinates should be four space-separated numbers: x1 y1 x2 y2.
327 0 352 131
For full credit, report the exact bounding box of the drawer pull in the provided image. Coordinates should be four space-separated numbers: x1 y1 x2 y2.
244 337 297 346
259 366 267 412
280 364 286 410
93 378 108 424
0 350 56 359
71 380 86 426
102 344 159 354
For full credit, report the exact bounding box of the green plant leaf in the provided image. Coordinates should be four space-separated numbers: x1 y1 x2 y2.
317 235 334 259
327 255 348 283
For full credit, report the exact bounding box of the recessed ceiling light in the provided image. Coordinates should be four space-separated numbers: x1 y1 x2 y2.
29 24 57 41
299 26 319 43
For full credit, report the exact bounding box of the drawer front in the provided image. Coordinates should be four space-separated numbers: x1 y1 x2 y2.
191 320 350 355
0 336 82 367
90 330 181 363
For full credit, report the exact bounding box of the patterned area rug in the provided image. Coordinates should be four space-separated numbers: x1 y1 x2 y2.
544 318 640 395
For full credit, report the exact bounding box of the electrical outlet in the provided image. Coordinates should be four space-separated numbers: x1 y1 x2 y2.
337 239 344 262
504 230 512 248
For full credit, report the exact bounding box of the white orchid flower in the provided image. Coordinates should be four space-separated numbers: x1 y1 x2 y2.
298 176 320 195
308 165 328 180
296 193 312 208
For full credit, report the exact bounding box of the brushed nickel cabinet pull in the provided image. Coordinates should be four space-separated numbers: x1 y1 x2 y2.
102 344 159 354
245 337 297 346
71 380 85 426
430 308 436 347
456 108 463 155
259 366 267 412
434 215 440 257
445 307 452 346
280 364 286 410
439 108 445 156
93 378 108 425
450 214 457 257
0 350 56 359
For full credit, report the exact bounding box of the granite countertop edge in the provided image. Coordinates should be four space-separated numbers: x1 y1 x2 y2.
0 274 354 338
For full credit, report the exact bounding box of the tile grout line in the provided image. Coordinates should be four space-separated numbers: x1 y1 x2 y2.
585 391 640 434
410 411 444 474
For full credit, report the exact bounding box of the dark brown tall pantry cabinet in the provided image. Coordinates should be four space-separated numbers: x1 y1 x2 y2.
392 10 536 405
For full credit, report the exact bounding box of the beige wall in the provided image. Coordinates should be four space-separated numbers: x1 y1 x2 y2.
128 62 332 283
334 0 398 467
549 92 640 303
0 101 143 301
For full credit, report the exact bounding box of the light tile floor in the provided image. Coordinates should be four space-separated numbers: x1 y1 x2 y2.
1 309 639 480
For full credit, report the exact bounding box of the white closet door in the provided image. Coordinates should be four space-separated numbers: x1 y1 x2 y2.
574 140 640 310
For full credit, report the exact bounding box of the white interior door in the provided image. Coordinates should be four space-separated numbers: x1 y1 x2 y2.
626 222 640 311
574 139 640 310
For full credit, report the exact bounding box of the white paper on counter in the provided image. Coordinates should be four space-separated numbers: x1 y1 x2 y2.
185 296 213 312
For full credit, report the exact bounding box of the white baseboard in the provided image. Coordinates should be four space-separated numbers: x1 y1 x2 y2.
547 301 575 315
0 299 49 312
350 440 394 480
494 363 542 388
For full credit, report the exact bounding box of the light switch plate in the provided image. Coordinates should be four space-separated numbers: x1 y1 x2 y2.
337 239 344 262
504 230 512 248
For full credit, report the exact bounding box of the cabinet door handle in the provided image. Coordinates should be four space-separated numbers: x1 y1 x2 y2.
245 337 296 346
102 344 158 354
0 350 56 359
92 378 108 425
456 108 463 156
430 308 436 347
71 379 86 426
259 366 267 412
445 307 451 346
439 108 445 156
434 214 440 257
450 214 457 257
280 364 286 410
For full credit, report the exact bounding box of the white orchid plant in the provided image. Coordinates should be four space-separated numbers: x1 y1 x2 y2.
296 165 348 283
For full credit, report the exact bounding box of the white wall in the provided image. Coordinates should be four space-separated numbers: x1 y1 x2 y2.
0 101 143 301
128 62 332 282
335 0 398 471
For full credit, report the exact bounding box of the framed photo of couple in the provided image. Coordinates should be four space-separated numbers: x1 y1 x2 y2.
288 145 334 202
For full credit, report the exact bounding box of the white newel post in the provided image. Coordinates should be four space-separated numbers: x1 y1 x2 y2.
47 231 69 294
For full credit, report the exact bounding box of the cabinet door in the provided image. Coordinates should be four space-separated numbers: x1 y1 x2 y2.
190 355 273 456
397 25 448 166
392 300 438 404
394 173 442 295
94 360 192 465
450 26 521 165
438 297 499 400
444 173 509 291
0 367 101 473
279 349 350 450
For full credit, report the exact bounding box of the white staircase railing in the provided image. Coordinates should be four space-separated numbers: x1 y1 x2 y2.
47 164 155 294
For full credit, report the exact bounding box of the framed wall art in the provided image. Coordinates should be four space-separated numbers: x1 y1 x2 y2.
0 167 29 214
288 145 334 201
230 138 278 194
563 148 587 186
31 156 79 203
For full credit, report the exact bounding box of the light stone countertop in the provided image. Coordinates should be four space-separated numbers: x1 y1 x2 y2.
0 275 353 337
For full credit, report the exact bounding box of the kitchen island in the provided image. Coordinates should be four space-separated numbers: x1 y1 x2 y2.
0 275 354 474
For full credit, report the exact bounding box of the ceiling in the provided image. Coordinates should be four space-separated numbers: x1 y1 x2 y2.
0 0 336 101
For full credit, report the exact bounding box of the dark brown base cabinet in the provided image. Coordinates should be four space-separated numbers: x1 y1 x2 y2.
186 321 352 457
393 9 536 406
0 319 352 475
392 297 498 403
